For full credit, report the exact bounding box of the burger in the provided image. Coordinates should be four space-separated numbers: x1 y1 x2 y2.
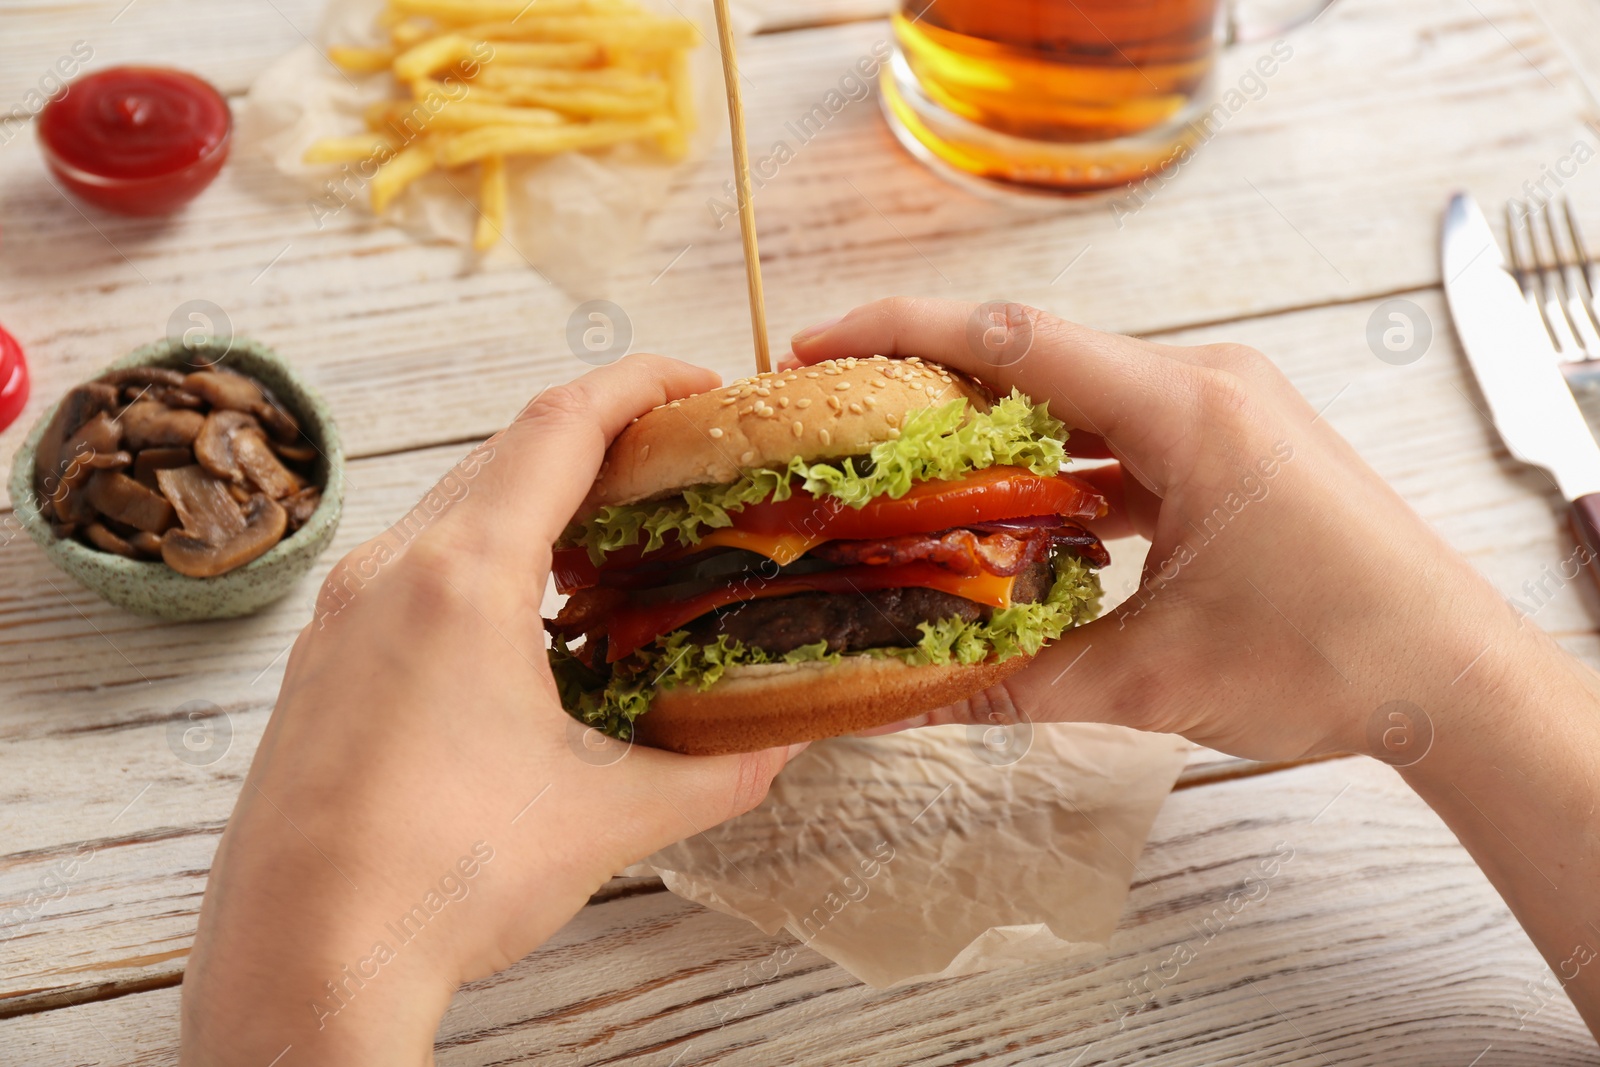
546 356 1108 755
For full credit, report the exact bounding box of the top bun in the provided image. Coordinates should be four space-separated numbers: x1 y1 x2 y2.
584 356 992 511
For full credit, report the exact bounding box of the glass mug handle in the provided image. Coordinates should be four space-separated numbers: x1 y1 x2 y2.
1227 0 1336 44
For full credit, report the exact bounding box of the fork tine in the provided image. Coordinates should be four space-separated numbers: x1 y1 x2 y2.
1561 197 1600 357
1506 199 1554 348
1525 198 1584 361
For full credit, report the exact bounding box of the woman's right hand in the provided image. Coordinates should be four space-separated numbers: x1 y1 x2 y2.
789 298 1571 764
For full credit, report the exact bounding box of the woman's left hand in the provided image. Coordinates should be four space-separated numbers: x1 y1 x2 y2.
181 355 803 1066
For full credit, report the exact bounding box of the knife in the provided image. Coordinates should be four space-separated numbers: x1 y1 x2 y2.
1442 191 1600 574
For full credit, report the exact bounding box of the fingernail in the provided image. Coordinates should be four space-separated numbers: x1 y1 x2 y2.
784 741 812 761
790 315 843 346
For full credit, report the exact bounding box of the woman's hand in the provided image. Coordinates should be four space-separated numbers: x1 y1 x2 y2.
792 299 1600 1043
181 356 802 1066
789 298 1569 763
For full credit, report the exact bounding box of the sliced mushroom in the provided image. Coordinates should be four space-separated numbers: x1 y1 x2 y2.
85 450 133 471
126 530 165 558
97 367 185 390
84 522 140 559
253 392 301 444
49 410 125 504
133 447 194 489
156 465 246 546
271 437 318 464
193 409 255 483
145 385 206 410
162 494 287 578
34 382 118 513
182 370 261 412
235 429 305 500
281 486 322 531
194 409 304 499
118 401 205 450
83 471 176 534
184 370 301 443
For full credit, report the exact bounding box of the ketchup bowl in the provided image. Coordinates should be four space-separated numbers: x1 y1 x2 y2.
38 67 232 217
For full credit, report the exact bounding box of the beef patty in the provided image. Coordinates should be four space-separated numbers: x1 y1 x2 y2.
684 560 1055 657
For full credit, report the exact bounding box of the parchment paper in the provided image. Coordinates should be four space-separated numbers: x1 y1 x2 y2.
639 722 1189 987
237 0 751 293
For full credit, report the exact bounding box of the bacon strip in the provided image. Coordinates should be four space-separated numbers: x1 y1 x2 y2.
812 522 1109 574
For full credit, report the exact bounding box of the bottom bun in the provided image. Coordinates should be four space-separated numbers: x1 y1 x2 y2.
634 653 1033 756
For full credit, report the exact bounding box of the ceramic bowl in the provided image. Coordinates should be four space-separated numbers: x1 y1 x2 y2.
7 337 344 620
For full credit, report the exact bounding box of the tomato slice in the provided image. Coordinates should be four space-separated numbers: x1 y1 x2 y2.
555 467 1103 593
603 563 1019 663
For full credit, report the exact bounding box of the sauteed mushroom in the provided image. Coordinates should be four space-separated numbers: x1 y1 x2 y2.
120 400 204 450
43 363 324 577
83 471 175 534
162 494 287 578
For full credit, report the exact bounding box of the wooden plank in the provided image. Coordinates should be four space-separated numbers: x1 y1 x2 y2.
3 0 1597 504
4 758 1593 1064
10 286 1600 1010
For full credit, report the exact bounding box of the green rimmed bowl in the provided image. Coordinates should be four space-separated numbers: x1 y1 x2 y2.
7 337 344 621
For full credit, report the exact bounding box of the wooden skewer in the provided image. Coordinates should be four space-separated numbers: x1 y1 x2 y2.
710 0 770 374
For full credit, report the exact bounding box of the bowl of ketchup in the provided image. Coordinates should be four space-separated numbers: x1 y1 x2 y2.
38 67 232 217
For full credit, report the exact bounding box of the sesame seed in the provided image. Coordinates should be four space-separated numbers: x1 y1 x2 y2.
863 395 878 408
741 405 755 415
806 372 821 379
741 450 756 463
871 379 887 389
641 444 651 458
756 386 771 397
669 401 681 409
834 381 852 391
796 398 812 409
773 379 787 388
848 402 862 414
721 395 739 405
792 420 803 437
886 427 900 439
827 396 842 412
709 427 725 439
778 396 790 408
819 429 832 445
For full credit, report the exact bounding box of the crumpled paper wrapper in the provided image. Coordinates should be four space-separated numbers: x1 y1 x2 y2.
238 0 751 292
638 723 1189 988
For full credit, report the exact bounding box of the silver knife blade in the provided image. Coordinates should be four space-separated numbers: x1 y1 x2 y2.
1442 191 1600 501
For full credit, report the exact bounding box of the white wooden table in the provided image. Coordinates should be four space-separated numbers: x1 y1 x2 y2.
4 0 1600 1061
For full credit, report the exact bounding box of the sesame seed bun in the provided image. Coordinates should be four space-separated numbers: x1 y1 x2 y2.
582 356 992 513
633 652 1032 755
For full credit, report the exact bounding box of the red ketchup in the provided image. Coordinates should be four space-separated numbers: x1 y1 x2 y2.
37 67 232 217
0 326 29 436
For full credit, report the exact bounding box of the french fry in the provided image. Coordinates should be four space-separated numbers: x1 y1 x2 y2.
328 46 398 73
474 155 507 251
424 100 569 129
474 40 603 67
393 34 478 81
437 115 673 165
477 82 669 119
303 133 400 164
476 63 661 94
460 16 697 48
371 139 438 212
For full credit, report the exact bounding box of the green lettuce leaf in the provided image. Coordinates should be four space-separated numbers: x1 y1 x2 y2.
551 553 1102 739
570 390 1066 563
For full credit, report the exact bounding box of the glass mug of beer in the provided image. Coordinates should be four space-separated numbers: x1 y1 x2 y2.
881 0 1332 192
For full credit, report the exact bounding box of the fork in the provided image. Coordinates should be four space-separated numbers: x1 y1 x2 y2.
1505 197 1600 381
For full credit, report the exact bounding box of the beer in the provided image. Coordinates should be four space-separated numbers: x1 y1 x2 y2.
882 0 1226 191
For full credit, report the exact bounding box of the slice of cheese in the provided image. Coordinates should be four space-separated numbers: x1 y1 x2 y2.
695 527 827 566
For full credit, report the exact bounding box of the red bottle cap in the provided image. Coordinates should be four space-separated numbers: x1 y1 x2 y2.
0 326 30 435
